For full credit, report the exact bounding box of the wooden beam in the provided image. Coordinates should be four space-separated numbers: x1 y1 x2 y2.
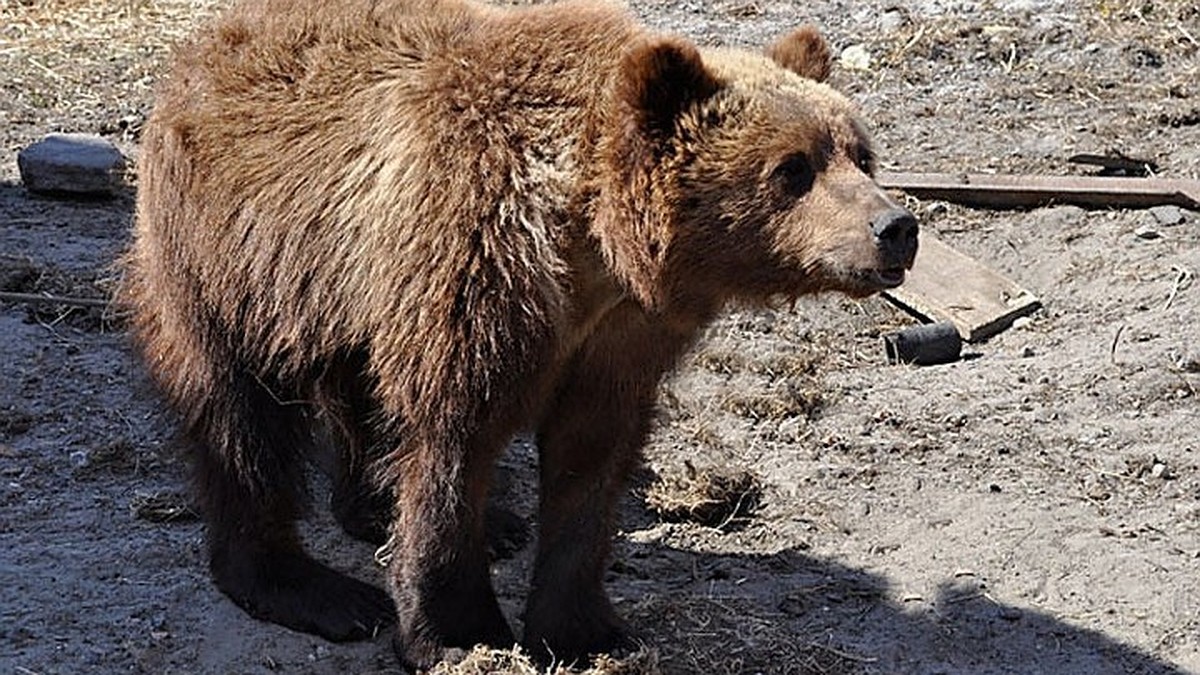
877 172 1200 211
884 234 1041 343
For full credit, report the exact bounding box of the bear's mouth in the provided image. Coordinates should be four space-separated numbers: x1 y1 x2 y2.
868 267 906 289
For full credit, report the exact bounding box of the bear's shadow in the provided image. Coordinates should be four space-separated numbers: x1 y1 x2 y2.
603 540 1185 675
486 451 1188 675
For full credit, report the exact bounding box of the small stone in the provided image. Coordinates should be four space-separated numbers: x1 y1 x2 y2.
1128 47 1164 69
839 44 872 71
1134 224 1161 240
17 133 127 197
1150 463 1167 479
1149 205 1185 227
1021 346 1036 358
1000 606 1022 621
1012 317 1033 330
925 202 949 216
880 9 905 33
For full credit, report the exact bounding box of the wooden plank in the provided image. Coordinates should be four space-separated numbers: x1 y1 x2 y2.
884 233 1041 343
877 171 1200 211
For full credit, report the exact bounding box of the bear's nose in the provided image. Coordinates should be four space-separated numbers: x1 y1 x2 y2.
871 208 919 267
871 208 918 242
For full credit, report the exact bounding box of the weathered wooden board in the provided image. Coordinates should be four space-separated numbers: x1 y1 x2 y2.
877 171 1200 211
884 233 1041 343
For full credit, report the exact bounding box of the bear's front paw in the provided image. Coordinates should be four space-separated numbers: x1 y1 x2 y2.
393 632 471 673
392 600 515 672
522 601 637 667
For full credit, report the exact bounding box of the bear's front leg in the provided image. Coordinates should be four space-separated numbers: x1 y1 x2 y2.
525 301 700 664
384 434 515 671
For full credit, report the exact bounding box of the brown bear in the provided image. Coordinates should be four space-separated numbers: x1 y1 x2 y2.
122 0 917 670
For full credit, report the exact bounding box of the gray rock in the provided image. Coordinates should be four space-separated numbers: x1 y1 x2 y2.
1133 224 1161 240
17 133 127 197
1148 205 1185 227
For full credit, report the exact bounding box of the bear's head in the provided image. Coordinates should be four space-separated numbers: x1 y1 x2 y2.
593 26 918 311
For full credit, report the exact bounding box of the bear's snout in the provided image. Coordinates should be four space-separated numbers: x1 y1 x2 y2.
870 207 919 278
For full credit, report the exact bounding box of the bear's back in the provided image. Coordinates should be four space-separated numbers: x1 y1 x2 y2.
131 0 640 381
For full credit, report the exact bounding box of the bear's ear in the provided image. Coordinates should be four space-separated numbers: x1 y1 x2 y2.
616 37 723 145
594 38 721 310
766 25 832 82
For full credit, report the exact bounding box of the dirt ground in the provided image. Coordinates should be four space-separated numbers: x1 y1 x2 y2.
2 0 1198 673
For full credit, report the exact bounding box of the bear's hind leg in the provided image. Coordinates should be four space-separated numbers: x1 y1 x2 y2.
317 353 394 546
191 364 395 642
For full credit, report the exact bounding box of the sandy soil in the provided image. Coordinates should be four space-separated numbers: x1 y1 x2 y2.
2 1 1198 673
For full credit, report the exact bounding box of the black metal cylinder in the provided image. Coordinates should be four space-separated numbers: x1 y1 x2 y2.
883 322 962 366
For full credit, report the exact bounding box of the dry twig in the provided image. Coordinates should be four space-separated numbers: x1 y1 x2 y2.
0 290 109 308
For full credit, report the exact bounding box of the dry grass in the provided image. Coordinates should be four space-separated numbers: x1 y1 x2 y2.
1 0 224 55
0 254 117 330
1090 0 1200 45
691 348 749 376
644 461 763 529
433 596 869 675
693 346 826 381
129 488 198 522
682 316 838 424
626 594 867 675
864 0 1199 101
1 0 225 142
719 384 823 423
429 646 660 675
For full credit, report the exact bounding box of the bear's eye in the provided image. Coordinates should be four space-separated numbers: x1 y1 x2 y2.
771 154 815 196
855 145 875 175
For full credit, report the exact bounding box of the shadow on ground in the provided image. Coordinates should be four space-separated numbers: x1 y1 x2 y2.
613 540 1184 675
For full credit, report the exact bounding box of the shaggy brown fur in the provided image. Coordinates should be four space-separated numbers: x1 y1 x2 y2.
123 0 917 670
